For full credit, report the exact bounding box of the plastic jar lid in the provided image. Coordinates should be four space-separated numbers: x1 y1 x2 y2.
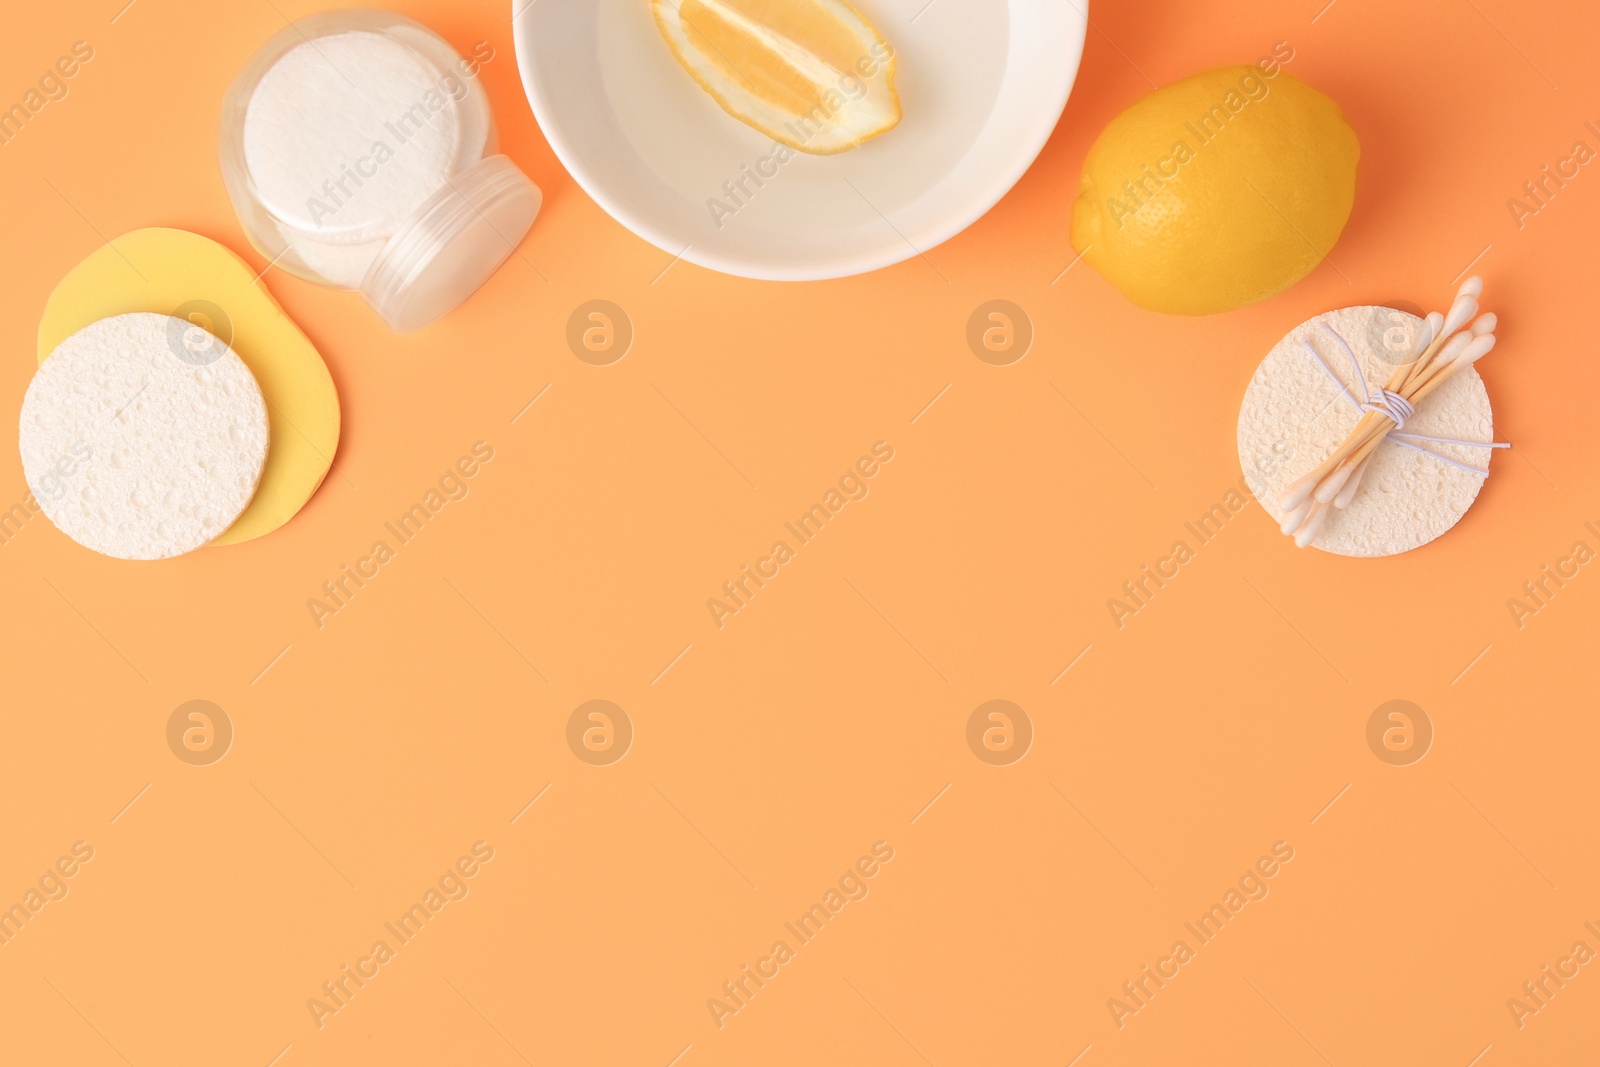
362 155 542 332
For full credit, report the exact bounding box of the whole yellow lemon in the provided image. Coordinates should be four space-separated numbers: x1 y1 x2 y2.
1070 66 1359 315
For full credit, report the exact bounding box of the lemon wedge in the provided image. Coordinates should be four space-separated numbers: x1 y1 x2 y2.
652 0 901 155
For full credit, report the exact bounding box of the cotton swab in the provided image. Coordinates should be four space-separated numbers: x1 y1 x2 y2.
1274 276 1503 548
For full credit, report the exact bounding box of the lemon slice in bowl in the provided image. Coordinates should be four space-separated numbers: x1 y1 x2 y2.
651 0 901 155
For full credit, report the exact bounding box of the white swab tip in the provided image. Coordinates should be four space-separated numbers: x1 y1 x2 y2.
1442 295 1480 337
1333 457 1370 509
1314 466 1352 503
1458 334 1497 364
1279 498 1312 535
1459 276 1483 298
1409 312 1445 359
1294 506 1327 547
1279 478 1317 512
1438 331 1474 364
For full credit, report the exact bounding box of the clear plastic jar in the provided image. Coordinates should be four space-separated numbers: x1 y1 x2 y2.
219 9 540 332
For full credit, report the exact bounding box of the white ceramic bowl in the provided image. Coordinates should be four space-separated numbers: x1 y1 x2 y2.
513 0 1088 281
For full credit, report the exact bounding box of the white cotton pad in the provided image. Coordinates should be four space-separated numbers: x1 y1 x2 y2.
19 313 270 561
1237 306 1495 557
241 30 467 288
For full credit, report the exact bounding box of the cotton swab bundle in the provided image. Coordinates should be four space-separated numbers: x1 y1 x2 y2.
1277 277 1505 548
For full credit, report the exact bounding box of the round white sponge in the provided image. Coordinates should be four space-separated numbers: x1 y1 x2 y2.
20 313 270 560
1238 306 1495 558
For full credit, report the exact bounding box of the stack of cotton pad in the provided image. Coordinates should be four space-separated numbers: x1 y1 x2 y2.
20 313 270 560
240 29 474 289
1238 305 1496 557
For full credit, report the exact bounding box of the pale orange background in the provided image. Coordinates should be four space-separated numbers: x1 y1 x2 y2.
3 1 1599 1064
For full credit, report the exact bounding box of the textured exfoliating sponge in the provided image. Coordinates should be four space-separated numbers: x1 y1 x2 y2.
20 313 270 560
1238 306 1495 557
37 228 340 544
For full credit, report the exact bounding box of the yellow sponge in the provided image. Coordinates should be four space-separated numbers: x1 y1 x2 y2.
38 228 340 546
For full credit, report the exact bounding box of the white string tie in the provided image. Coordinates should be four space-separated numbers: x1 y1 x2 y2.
1364 389 1414 429
1299 325 1507 479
